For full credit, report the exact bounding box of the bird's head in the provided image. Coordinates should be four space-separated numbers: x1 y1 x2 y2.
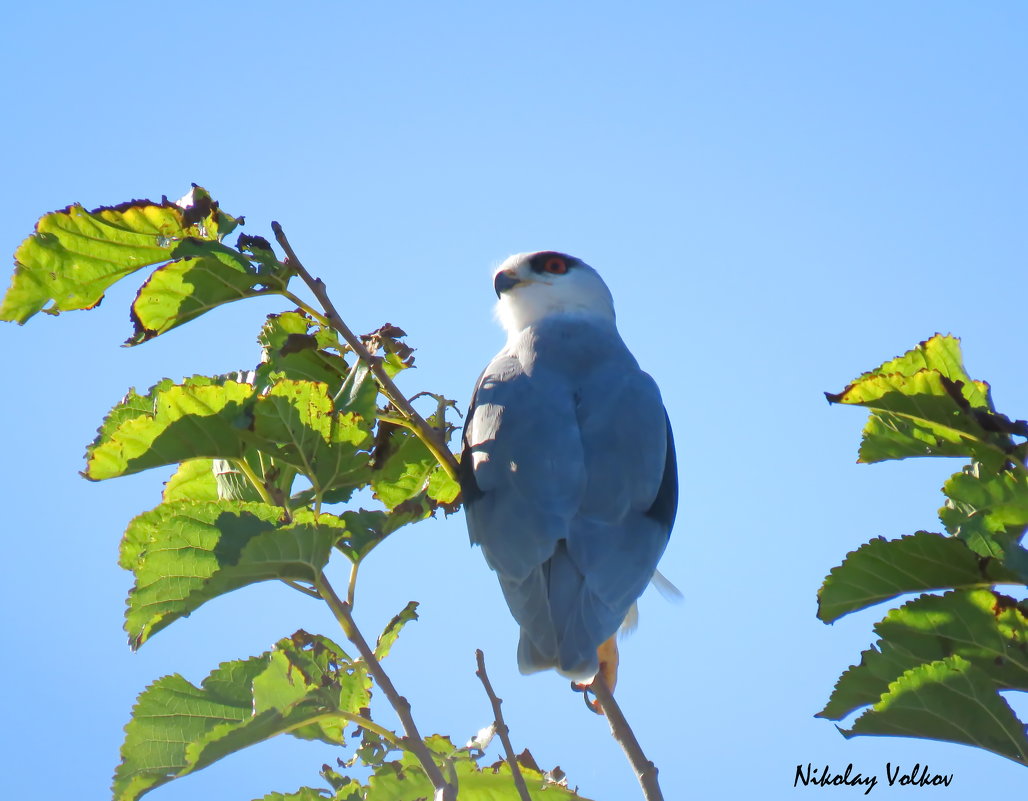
492 251 616 336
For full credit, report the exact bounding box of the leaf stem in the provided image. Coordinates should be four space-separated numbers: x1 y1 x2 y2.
281 289 333 329
232 458 274 506
314 571 457 801
281 579 321 599
474 650 532 801
272 222 460 483
590 674 664 801
282 708 405 752
347 561 360 608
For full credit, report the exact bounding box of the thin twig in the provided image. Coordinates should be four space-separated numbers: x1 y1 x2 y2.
315 571 457 801
271 222 460 481
474 650 532 801
590 674 663 801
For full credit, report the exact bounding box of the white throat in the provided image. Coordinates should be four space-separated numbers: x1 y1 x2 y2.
497 288 616 342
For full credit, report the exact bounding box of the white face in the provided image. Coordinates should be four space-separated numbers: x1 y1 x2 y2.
492 251 616 336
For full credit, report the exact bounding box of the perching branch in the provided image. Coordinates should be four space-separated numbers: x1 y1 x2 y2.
474 650 532 801
590 674 664 801
271 221 460 481
315 571 457 801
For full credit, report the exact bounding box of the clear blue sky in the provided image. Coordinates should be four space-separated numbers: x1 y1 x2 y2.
2 3 1026 799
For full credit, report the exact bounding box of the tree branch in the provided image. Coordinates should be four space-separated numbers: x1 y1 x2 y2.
474 650 532 801
271 221 460 481
590 675 663 801
315 571 457 801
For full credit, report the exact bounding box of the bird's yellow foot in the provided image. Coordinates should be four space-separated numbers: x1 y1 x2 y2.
570 636 620 714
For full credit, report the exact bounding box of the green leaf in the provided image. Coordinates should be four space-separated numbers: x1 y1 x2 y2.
353 736 591 800
370 388 459 511
162 459 218 502
840 655 1028 766
1 188 237 323
940 463 1028 558
114 656 264 801
820 589 1028 719
1002 543 1028 585
819 645 910 722
114 632 370 801
212 457 267 502
375 602 419 660
371 424 438 509
862 334 989 405
121 501 345 647
87 377 255 480
257 311 353 397
95 379 176 444
248 632 366 745
827 370 1008 465
427 466 461 505
127 239 278 345
825 334 1021 466
818 531 1019 622
252 379 372 497
335 360 378 421
333 509 406 562
256 790 334 801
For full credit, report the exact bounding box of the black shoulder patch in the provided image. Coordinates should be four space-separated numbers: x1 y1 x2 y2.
645 410 678 532
458 435 483 504
458 372 487 505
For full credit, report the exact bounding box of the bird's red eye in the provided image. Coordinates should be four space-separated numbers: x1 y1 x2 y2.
543 256 568 275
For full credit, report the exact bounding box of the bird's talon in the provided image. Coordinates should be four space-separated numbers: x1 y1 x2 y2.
570 680 603 713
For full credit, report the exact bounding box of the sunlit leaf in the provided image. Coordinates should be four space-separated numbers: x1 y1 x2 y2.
162 459 218 503
371 425 438 509
820 589 1028 719
212 457 267 502
940 463 1028 558
827 370 1008 464
2 188 237 323
86 377 256 480
352 735 592 800
257 311 352 397
95 379 176 443
120 501 345 647
255 789 331 801
371 397 458 510
127 239 279 345
252 380 372 498
427 466 460 505
114 633 370 801
826 334 1020 467
862 334 989 406
375 602 419 660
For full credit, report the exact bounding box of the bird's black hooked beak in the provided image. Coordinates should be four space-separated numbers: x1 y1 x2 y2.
493 270 523 298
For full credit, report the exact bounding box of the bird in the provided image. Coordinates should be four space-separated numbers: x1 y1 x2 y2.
460 251 678 700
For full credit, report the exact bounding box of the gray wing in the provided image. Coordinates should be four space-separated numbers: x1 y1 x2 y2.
461 337 676 679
